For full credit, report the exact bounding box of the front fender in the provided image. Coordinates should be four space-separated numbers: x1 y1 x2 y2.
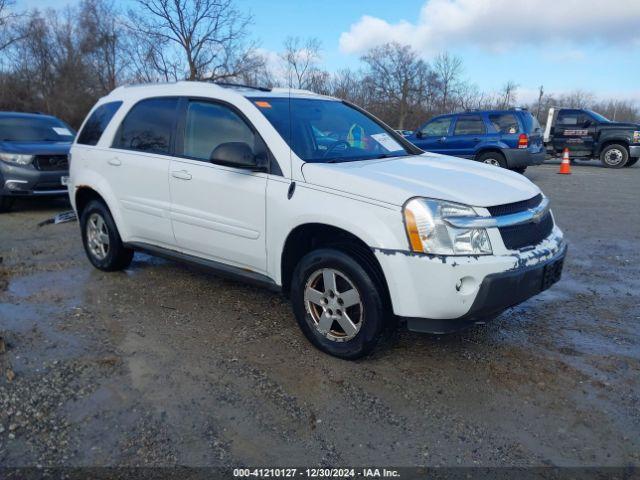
265 178 406 285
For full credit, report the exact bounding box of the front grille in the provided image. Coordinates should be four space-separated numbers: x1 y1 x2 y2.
499 211 554 250
34 154 68 171
487 194 542 217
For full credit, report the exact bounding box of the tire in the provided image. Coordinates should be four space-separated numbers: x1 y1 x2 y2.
599 144 629 168
625 157 638 167
512 166 527 174
290 248 388 359
477 152 507 168
80 200 133 271
0 196 14 213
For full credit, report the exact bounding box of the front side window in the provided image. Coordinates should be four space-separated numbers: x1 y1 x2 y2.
0 115 75 142
114 97 177 154
453 116 486 135
182 101 255 161
77 101 122 146
488 113 519 134
421 117 452 137
253 98 411 163
557 112 579 126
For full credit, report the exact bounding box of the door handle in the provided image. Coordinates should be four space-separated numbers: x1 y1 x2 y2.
438 137 446 143
108 158 121 166
472 137 481 142
171 170 192 180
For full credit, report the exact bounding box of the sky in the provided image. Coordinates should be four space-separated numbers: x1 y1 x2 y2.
16 0 640 104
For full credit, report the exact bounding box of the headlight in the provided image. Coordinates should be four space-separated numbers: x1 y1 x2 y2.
0 152 34 165
403 198 492 255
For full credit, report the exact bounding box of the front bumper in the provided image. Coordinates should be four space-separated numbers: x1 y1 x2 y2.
402 243 566 333
629 145 640 158
374 228 566 330
0 162 68 196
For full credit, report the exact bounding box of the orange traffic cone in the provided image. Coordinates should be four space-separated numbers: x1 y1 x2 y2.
558 148 571 174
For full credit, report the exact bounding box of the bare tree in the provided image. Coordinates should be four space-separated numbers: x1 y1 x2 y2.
499 80 519 109
0 0 23 52
78 0 127 93
433 51 463 114
361 42 431 129
128 0 254 81
280 36 323 90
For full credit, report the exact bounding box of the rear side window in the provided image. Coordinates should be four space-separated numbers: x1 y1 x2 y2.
488 113 519 134
77 101 122 146
113 97 178 154
453 116 486 135
421 117 452 136
182 100 255 161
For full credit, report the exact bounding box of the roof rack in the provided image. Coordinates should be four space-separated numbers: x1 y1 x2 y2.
213 81 272 92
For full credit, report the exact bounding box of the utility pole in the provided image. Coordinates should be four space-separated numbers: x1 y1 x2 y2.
536 85 544 121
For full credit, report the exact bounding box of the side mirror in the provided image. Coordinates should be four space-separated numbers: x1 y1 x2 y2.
210 142 267 171
583 119 593 128
416 131 424 139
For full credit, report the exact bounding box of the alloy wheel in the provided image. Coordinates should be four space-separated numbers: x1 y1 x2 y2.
304 268 363 342
86 212 110 260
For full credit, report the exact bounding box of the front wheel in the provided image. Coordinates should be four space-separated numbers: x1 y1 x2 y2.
512 166 527 174
290 248 388 359
80 200 133 271
600 144 629 168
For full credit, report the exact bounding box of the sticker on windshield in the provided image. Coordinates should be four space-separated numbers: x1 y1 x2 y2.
370 133 403 152
53 127 72 136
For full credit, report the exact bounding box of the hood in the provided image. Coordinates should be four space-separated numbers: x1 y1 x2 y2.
600 122 640 129
301 153 541 208
0 141 71 156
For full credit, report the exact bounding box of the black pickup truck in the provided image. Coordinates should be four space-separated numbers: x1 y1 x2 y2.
543 108 640 168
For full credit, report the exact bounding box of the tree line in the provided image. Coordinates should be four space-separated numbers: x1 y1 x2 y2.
0 0 638 130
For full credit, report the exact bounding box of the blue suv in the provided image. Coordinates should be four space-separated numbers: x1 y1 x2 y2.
407 109 545 173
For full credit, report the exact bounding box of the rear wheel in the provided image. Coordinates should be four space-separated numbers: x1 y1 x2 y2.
512 166 527 174
600 144 629 168
290 248 387 359
80 200 133 271
625 157 638 167
477 152 507 168
0 196 13 213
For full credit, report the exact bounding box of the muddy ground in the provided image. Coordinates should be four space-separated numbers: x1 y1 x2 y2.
1 161 639 469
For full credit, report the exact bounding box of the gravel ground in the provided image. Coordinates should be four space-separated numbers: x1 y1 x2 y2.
0 161 639 468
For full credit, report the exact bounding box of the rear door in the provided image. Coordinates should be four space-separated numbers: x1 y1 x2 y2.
168 98 268 273
108 97 178 247
411 116 453 153
447 115 487 158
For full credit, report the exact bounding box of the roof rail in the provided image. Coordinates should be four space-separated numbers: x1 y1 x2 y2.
213 81 272 92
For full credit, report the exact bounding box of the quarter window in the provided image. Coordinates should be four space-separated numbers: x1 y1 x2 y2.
182 100 255 161
453 116 486 135
488 113 519 134
421 117 452 137
114 97 178 154
77 101 122 146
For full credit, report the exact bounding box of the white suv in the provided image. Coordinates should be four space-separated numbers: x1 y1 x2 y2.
68 82 566 359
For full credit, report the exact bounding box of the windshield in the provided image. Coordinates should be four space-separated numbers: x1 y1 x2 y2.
0 116 75 142
252 98 411 163
587 110 610 123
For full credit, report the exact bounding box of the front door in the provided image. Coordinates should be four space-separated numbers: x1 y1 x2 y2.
412 116 453 153
168 99 268 273
553 110 595 156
